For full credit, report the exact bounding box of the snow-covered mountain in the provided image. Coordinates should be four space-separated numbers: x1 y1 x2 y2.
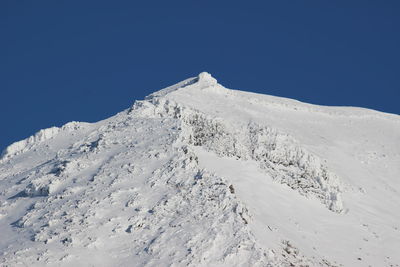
1 72 399 267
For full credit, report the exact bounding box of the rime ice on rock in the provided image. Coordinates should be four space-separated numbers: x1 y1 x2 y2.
197 71 218 88
1 72 400 267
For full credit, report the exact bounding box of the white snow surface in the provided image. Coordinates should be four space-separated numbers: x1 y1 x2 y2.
1 72 399 266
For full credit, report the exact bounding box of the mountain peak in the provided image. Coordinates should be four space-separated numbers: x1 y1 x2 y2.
1 73 399 266
146 71 218 100
197 71 217 87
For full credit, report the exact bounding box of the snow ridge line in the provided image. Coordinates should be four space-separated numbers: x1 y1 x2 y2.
0 122 84 162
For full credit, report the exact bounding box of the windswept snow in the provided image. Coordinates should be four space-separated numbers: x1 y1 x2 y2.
1 72 399 266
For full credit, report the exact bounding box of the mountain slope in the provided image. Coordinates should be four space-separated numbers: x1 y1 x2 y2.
1 73 399 266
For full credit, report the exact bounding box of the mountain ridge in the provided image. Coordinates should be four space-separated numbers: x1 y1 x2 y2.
2 72 398 162
1 73 399 266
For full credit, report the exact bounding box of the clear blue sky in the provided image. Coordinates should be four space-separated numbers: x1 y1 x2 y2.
2 1 399 151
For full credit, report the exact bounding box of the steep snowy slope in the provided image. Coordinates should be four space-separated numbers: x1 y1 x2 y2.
1 73 399 266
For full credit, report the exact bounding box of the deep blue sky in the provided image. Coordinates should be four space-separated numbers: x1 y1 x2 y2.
2 1 400 151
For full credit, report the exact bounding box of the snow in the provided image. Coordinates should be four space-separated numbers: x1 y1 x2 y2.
0 72 399 266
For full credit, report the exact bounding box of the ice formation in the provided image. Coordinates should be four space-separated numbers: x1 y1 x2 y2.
1 73 399 266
